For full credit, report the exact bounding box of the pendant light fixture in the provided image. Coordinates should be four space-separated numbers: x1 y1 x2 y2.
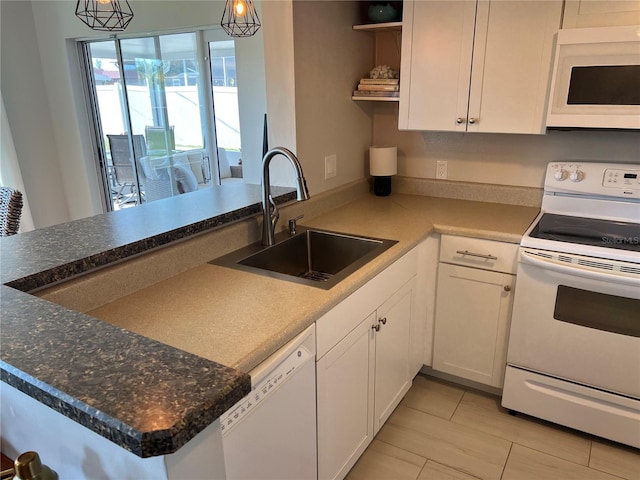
221 0 261 37
75 0 134 32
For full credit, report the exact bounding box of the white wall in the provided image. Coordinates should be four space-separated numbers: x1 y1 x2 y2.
0 1 71 228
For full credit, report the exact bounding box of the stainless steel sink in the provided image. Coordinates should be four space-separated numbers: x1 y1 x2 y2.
211 227 397 289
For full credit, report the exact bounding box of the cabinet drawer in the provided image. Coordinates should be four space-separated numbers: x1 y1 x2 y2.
439 235 518 274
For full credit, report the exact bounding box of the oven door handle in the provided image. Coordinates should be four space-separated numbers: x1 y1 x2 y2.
520 250 640 287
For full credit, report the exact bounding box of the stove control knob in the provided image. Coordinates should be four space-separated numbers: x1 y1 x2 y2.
554 169 568 181
570 170 584 182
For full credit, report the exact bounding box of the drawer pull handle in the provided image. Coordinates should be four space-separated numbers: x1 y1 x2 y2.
456 250 498 261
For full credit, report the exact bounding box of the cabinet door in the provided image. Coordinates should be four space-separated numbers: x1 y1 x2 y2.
563 0 640 28
373 278 414 433
467 0 562 134
317 314 375 480
399 0 476 131
433 263 515 387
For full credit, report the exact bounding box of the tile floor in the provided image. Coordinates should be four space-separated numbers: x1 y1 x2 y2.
346 375 640 480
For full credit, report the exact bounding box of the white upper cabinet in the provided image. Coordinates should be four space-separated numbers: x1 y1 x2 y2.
398 0 563 134
562 0 640 28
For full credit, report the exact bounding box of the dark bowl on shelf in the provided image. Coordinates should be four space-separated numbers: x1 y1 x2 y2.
367 2 400 23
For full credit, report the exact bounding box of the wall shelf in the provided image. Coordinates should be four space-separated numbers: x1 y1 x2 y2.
352 21 402 103
352 95 400 102
353 21 402 32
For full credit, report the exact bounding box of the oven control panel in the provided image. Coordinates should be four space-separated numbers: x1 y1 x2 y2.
603 168 640 189
546 162 640 198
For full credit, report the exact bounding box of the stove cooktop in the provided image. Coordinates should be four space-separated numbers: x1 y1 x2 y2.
529 214 640 252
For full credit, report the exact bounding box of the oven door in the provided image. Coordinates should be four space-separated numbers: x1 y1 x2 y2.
507 247 640 398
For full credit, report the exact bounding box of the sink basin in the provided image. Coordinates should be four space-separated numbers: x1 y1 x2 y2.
211 227 397 289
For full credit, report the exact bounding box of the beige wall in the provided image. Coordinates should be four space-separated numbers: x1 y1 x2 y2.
292 0 375 196
372 88 639 190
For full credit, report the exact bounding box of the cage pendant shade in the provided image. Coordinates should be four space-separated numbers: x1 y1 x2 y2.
221 0 261 37
75 0 134 32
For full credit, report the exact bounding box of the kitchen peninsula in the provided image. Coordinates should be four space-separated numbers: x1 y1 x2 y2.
0 179 539 477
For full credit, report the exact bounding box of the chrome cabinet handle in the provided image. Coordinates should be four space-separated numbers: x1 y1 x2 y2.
456 250 498 261
468 117 477 125
456 117 465 125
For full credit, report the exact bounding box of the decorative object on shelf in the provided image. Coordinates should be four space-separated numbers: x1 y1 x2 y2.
370 146 397 197
367 2 400 23
370 65 399 79
354 66 400 99
75 0 134 32
221 0 261 37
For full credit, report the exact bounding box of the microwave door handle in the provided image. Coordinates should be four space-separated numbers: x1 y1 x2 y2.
520 250 640 287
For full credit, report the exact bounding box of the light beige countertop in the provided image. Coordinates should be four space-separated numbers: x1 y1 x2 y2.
89 194 539 374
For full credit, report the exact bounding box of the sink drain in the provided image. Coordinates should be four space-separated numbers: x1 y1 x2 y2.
297 270 333 282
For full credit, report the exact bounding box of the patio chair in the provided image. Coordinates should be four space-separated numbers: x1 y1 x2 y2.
136 152 199 203
145 125 175 154
107 134 147 204
0 187 23 236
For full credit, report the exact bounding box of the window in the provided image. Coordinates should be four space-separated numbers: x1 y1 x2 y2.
82 30 243 211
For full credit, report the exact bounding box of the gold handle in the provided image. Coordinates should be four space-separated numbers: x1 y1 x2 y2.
10 452 58 480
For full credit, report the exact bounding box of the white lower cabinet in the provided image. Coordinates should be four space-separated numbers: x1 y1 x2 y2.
373 281 413 433
432 235 517 388
316 248 419 480
317 314 375 480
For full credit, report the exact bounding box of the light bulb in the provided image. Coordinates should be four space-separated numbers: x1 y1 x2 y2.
233 0 247 17
97 0 111 4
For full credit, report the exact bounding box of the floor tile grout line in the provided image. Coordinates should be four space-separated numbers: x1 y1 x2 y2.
446 387 601 470
426 458 485 480
447 385 468 421
361 376 638 480
499 442 514 480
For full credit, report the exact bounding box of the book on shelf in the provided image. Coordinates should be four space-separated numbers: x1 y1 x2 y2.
357 84 399 92
352 90 400 97
359 78 399 85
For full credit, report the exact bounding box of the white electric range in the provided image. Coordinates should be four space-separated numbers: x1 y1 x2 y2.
502 161 640 448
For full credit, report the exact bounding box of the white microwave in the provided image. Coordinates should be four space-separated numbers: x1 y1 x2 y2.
546 25 640 130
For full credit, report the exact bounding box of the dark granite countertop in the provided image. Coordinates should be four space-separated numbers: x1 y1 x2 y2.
0 184 294 458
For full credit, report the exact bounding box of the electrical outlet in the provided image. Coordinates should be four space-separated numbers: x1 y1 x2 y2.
325 154 337 179
436 160 448 179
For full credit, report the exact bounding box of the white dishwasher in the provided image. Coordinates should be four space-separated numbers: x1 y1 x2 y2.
221 324 317 480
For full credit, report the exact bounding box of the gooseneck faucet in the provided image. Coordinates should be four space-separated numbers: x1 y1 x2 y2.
261 147 310 246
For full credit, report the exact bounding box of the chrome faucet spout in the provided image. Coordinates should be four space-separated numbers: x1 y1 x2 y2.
261 147 310 246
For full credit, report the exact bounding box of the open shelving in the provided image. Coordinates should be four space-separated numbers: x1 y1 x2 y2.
352 21 402 102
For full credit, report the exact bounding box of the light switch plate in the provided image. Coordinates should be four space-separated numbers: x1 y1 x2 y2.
325 154 337 179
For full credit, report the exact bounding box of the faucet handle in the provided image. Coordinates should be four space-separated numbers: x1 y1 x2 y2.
288 215 304 235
